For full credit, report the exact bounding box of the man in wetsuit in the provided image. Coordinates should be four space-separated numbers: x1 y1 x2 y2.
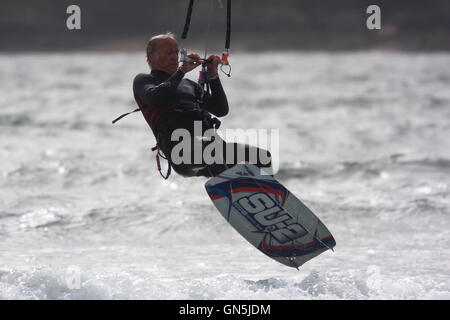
133 33 271 178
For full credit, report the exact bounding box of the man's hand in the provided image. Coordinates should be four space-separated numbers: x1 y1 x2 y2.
179 53 202 73
206 54 220 77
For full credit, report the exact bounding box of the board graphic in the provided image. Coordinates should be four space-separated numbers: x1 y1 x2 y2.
205 162 336 269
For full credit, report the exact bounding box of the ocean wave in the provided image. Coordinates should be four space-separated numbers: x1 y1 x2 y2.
1 52 449 300
0 114 33 126
276 155 450 181
1 268 447 300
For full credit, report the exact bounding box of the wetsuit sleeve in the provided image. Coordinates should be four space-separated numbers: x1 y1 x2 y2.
133 69 185 108
201 78 229 117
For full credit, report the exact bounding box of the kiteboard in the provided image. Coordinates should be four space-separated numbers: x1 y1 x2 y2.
205 162 336 269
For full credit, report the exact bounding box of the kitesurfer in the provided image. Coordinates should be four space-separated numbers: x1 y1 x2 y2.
133 33 272 178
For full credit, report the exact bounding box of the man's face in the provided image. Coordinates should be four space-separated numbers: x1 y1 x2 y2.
150 37 179 74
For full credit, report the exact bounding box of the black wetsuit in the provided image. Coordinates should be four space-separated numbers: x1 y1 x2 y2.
133 68 271 177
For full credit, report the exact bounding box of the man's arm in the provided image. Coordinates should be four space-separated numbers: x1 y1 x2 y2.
201 55 229 117
201 77 229 117
133 70 185 108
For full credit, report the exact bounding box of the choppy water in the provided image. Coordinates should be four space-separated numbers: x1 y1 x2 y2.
0 51 449 299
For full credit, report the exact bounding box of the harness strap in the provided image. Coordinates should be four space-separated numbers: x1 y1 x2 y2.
112 108 140 124
152 145 171 179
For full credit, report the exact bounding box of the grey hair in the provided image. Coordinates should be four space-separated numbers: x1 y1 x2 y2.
146 32 176 66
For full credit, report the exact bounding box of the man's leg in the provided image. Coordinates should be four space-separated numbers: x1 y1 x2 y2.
197 138 273 177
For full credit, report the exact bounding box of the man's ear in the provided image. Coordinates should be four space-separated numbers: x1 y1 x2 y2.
149 52 159 64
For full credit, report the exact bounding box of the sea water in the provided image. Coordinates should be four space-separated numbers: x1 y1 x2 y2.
0 51 449 299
